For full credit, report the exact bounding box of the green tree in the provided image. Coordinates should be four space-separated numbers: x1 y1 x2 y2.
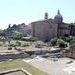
14 33 24 40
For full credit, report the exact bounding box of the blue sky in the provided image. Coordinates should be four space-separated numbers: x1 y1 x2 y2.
0 0 75 29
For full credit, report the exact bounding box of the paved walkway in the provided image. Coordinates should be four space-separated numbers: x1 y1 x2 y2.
23 57 75 75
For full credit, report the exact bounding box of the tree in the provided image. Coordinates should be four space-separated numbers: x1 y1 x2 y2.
12 24 17 28
21 23 25 26
8 24 11 28
14 33 24 40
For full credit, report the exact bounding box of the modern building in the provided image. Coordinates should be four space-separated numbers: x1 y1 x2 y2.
31 10 73 41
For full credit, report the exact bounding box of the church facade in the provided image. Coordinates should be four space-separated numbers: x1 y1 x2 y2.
31 10 75 41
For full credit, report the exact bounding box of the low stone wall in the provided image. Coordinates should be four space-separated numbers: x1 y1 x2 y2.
0 53 29 60
0 47 26 50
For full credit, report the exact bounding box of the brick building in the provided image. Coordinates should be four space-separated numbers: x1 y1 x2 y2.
31 10 75 41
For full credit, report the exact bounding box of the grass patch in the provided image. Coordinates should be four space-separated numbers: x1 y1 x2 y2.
0 59 48 75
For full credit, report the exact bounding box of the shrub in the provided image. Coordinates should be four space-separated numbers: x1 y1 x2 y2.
57 39 67 48
8 44 15 47
65 37 71 43
23 43 30 47
15 41 21 46
0 42 3 47
62 36 73 43
50 38 58 46
63 37 73 43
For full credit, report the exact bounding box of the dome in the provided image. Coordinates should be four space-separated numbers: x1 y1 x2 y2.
44 12 48 19
54 10 63 23
55 10 63 19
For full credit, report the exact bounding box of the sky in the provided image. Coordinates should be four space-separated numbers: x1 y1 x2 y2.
0 0 75 29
